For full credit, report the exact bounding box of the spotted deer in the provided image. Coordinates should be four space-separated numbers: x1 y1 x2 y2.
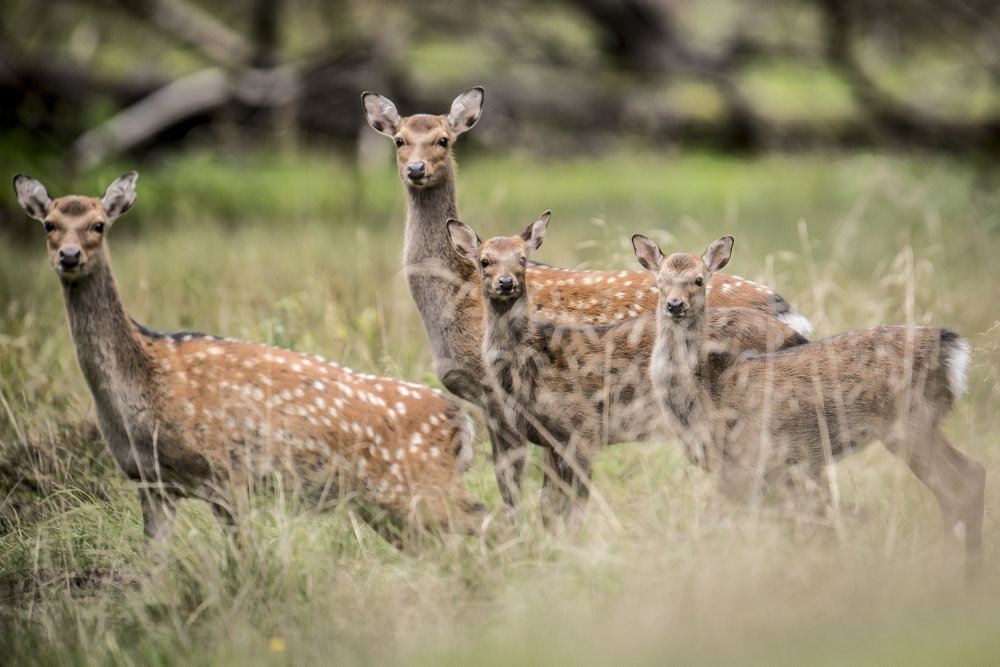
634 233 984 565
447 214 805 520
362 87 812 509
14 172 483 541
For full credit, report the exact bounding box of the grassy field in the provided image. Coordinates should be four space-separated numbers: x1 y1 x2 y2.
1 148 998 663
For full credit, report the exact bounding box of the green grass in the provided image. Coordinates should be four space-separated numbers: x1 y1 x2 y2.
1 148 999 663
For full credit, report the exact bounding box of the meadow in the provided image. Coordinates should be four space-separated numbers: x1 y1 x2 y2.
1 148 998 663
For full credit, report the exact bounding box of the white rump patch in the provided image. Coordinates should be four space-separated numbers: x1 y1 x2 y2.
943 337 972 397
777 311 814 338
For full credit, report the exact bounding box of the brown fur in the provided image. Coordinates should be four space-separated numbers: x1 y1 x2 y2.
639 235 985 567
451 220 805 521
14 173 482 540
363 88 811 510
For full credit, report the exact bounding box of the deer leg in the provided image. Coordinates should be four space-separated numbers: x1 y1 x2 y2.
482 397 528 510
539 447 574 527
776 462 833 519
888 428 985 569
716 460 752 504
139 487 176 542
539 436 593 528
440 367 528 510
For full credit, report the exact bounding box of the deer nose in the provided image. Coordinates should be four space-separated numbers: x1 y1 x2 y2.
497 276 515 292
406 162 426 180
666 298 685 313
59 247 81 269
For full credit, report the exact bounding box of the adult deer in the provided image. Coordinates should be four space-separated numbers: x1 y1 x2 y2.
448 214 803 521
634 233 984 569
14 172 482 541
362 86 811 509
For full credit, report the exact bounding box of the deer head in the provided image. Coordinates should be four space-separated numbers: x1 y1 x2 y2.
447 212 550 302
362 87 484 189
633 234 733 323
14 172 138 282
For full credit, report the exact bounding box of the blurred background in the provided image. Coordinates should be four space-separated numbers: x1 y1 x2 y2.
1 1 999 663
2 0 1000 190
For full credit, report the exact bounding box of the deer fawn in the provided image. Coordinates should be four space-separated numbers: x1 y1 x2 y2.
634 233 984 565
14 172 483 541
447 213 806 521
362 86 812 509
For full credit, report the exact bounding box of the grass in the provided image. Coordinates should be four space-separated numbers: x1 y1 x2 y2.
1 148 999 663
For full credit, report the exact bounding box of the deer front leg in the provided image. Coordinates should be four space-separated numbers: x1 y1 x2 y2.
539 436 593 529
138 486 176 543
482 396 528 509
440 363 528 510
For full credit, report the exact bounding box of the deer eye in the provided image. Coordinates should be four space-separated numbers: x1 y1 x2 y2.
93 222 105 234
43 221 56 233
480 258 490 269
519 256 526 266
394 137 404 148
437 137 449 148
694 276 704 287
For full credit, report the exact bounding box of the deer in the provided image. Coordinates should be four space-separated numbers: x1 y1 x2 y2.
633 233 985 567
447 213 805 521
362 86 813 510
13 172 484 542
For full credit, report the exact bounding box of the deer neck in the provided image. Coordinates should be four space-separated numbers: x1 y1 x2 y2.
652 307 710 408
482 293 533 395
652 307 719 468
61 260 154 411
402 164 472 292
484 293 530 354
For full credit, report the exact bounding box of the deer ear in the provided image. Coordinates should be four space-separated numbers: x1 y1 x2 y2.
520 210 550 254
362 92 401 137
702 235 734 273
447 219 480 264
447 86 484 135
632 234 664 272
102 171 138 221
13 174 52 221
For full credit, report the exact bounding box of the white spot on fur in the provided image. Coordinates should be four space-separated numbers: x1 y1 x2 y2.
207 346 223 356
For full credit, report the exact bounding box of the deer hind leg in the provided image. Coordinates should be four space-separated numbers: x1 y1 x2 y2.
888 427 985 568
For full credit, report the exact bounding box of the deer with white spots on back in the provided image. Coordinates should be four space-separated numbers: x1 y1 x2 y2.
634 233 985 571
14 172 483 541
447 214 805 521
362 87 812 510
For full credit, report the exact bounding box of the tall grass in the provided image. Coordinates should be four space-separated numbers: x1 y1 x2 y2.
0 149 997 662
